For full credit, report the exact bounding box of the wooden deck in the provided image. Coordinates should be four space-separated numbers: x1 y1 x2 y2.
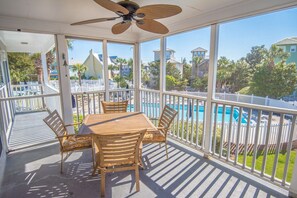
8 111 55 150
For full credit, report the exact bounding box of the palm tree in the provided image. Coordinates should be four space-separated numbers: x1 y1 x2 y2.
192 56 203 78
72 63 87 86
115 58 127 77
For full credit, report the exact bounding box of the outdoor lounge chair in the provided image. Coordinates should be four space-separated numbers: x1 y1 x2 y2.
43 110 93 173
101 100 128 113
92 129 146 197
143 105 178 159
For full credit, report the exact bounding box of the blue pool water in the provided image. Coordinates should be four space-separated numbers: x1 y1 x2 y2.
128 104 248 124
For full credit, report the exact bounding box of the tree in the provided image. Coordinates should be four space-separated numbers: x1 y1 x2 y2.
191 76 208 91
191 56 203 78
182 62 192 84
72 63 87 86
31 53 43 83
115 58 127 77
248 45 297 98
245 45 266 73
8 52 37 84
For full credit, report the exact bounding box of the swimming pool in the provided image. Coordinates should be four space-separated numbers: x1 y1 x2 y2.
137 104 248 124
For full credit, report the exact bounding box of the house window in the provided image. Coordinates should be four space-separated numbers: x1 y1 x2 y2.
290 45 296 53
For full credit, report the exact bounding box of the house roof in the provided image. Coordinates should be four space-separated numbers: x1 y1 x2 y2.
191 47 208 53
84 50 117 65
275 37 297 45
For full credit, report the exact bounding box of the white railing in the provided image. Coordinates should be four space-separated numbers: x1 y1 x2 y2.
0 85 15 149
140 88 297 188
11 84 45 113
72 89 135 123
183 91 297 110
211 100 297 187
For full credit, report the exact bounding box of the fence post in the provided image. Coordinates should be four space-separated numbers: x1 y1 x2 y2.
290 157 297 197
204 24 219 157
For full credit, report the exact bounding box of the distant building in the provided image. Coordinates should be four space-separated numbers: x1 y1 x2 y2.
275 37 297 64
153 48 183 75
191 47 209 78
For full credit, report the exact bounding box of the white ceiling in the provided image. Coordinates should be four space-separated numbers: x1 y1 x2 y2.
0 0 297 42
0 31 54 53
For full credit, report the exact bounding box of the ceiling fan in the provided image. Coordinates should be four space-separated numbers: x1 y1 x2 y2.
71 0 182 34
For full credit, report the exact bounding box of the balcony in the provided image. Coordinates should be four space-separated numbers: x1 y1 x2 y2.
0 135 289 197
1 0 297 197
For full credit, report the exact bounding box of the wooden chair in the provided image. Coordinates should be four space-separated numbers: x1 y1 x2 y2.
101 100 128 113
92 129 146 197
43 110 93 173
143 105 178 159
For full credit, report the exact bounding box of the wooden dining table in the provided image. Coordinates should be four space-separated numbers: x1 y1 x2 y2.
79 112 158 135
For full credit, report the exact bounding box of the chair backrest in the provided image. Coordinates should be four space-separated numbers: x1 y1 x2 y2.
92 129 146 167
158 105 178 132
43 110 68 146
101 100 128 114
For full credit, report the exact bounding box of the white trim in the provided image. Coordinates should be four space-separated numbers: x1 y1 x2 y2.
55 34 74 132
103 40 109 101
134 42 141 112
159 37 166 109
203 24 219 154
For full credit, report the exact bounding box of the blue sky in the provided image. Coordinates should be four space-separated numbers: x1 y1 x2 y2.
68 7 297 64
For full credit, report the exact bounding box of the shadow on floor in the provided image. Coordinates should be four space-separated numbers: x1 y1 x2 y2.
0 139 288 198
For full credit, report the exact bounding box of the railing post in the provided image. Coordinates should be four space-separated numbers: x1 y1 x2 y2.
134 42 141 112
55 34 74 132
290 155 297 197
159 37 166 109
204 24 219 157
103 40 110 101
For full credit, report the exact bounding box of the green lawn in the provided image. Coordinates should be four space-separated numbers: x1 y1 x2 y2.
238 151 296 182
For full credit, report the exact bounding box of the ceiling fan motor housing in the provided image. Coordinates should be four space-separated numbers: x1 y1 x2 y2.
118 1 140 14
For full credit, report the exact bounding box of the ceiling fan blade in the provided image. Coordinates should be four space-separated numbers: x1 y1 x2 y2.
112 21 131 34
136 5 182 19
136 19 169 34
71 17 119 25
94 0 129 15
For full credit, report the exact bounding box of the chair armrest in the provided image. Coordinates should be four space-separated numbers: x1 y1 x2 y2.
157 126 166 130
65 122 82 127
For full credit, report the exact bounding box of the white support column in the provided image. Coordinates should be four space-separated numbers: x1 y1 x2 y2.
103 40 109 101
290 153 297 197
204 24 219 158
134 42 141 112
55 34 74 132
159 37 166 109
41 53 48 84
